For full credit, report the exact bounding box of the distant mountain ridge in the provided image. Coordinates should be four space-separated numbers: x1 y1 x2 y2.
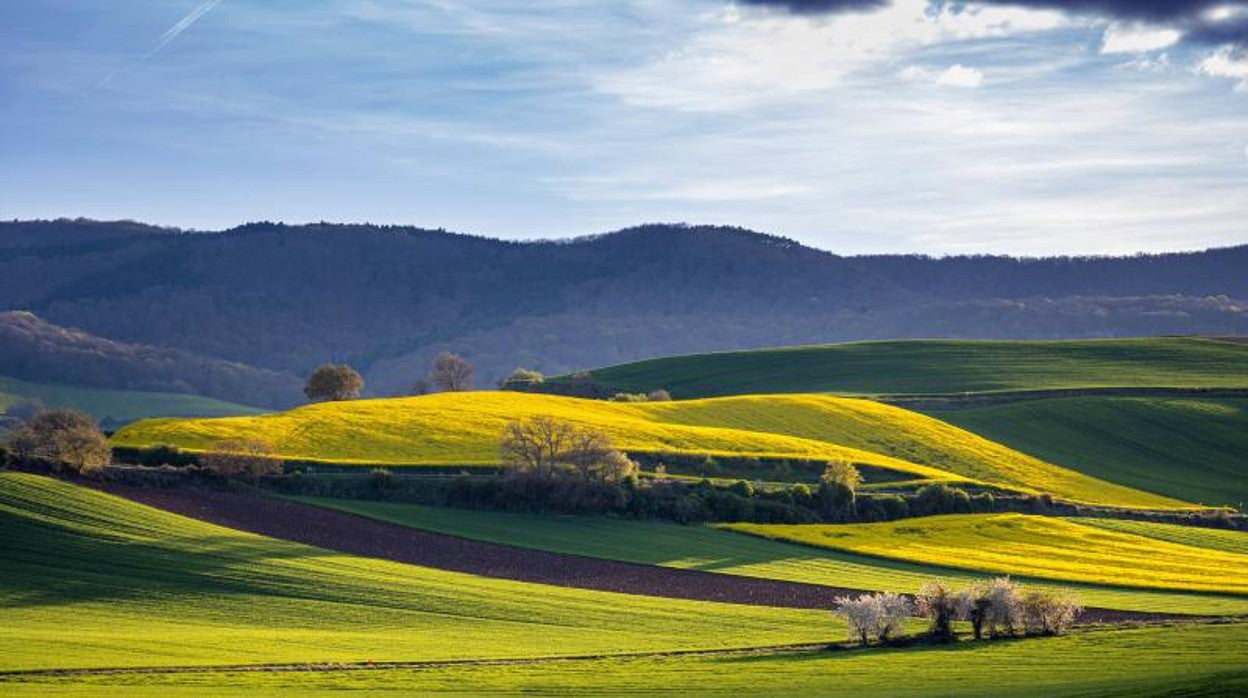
1 218 1244 396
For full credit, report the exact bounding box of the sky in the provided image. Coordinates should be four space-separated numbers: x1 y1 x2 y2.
1 0 1246 255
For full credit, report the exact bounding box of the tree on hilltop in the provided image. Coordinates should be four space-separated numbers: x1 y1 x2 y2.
430 352 474 392
304 363 364 402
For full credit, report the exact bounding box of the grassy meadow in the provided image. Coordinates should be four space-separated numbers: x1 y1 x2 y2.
574 337 1248 398
936 396 1248 508
297 498 1248 616
0 375 264 427
0 472 841 672
111 391 1188 508
7 622 1245 696
726 514 1248 595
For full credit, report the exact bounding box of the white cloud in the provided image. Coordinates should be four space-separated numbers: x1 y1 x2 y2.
595 0 1065 111
936 64 984 88
1100 23 1180 55
1198 47 1248 92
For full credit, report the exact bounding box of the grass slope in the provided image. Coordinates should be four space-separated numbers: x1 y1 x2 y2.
0 472 837 672
937 397 1248 508
112 392 1185 508
576 337 1248 398
0 375 264 426
296 499 1248 616
9 623 1245 696
726 514 1248 595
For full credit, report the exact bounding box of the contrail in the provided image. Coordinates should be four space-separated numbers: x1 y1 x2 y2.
147 0 224 58
99 0 224 87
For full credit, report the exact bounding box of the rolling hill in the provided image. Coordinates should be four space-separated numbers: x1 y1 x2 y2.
0 472 834 672
0 311 301 409
569 337 1248 398
110 391 1188 508
935 397 1248 508
0 375 264 430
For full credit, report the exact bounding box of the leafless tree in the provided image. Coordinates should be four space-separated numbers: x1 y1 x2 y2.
500 416 635 481
430 352 474 392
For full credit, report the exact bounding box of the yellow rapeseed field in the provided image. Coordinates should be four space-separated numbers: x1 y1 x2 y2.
112 391 1188 508
725 513 1248 595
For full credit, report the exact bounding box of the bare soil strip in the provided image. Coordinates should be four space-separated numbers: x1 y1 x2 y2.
98 486 1222 624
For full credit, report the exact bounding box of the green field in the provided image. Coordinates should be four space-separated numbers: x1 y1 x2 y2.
7 622 1245 696
110 391 1188 508
0 472 840 672
296 498 1248 616
726 514 1248 595
0 375 264 427
936 397 1248 508
572 337 1248 398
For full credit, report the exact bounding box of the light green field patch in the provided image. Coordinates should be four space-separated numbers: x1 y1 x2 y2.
0 472 839 672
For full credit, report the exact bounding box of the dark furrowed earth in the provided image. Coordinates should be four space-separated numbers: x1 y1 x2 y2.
99 484 1219 625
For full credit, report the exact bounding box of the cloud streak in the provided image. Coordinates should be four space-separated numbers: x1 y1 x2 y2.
149 0 223 58
99 1 223 87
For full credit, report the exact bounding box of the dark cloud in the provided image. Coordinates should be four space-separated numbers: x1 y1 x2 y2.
736 1 890 14
737 1 1248 46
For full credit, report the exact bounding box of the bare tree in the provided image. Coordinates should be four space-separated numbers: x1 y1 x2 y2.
430 352 474 392
7 409 110 474
500 416 634 481
199 439 284 478
304 363 364 402
500 416 576 475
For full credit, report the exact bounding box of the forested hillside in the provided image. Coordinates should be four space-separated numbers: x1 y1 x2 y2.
2 219 1244 395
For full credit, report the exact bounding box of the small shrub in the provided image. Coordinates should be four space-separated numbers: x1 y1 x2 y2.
199 439 284 479
1021 590 1082 636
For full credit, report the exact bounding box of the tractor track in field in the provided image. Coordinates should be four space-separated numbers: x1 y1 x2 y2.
96 485 1227 626
0 642 836 679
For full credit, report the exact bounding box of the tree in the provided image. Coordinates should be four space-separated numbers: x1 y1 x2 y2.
304 363 364 402
410 379 432 396
646 389 673 402
501 368 543 390
835 592 912 646
199 439 283 478
6 409 110 474
915 581 959 641
430 352 474 392
499 416 635 482
1021 590 1082 636
820 460 860 520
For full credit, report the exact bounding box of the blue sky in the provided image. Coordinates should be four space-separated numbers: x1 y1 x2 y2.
1 1 1246 254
